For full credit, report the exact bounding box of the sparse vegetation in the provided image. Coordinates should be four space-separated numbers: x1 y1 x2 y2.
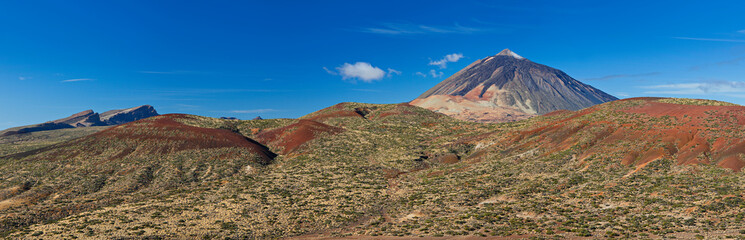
2 98 745 239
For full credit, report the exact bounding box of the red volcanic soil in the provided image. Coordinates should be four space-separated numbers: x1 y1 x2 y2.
13 114 276 164
496 98 745 172
255 119 344 155
622 101 745 124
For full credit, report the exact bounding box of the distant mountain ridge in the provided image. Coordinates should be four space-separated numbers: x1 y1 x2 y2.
411 49 617 122
0 105 158 136
100 105 159 125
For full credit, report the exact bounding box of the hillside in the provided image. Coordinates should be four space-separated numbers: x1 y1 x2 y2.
0 114 275 236
0 126 109 156
4 99 745 239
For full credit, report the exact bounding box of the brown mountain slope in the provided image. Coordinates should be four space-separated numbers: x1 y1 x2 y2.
8 114 276 163
462 97 745 172
0 114 275 233
411 49 617 122
255 119 344 155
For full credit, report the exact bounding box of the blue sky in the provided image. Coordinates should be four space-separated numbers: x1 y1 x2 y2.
2 1 745 129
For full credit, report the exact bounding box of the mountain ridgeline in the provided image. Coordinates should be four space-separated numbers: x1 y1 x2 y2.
0 105 158 137
411 49 617 122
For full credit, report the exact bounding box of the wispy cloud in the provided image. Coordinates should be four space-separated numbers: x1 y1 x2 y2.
738 30 745 34
230 109 278 114
416 70 444 78
429 53 464 69
583 72 661 81
429 70 444 78
61 78 95 83
673 37 745 43
325 62 398 83
641 81 745 95
18 76 30 81
387 68 402 77
358 22 488 35
323 67 337 75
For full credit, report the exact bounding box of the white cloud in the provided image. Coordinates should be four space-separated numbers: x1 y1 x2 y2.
429 70 444 78
333 62 388 83
429 53 464 69
641 81 745 95
387 68 402 77
415 70 444 78
61 78 95 83
18 76 30 81
738 30 745 34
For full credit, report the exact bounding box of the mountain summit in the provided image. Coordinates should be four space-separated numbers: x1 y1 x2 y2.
495 48 525 59
411 49 617 122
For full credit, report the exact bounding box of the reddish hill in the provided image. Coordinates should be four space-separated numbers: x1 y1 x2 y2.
255 119 344 155
12 114 276 164
477 98 745 172
0 114 276 233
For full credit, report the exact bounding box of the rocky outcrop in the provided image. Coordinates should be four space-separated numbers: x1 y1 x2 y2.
52 110 106 127
100 105 159 125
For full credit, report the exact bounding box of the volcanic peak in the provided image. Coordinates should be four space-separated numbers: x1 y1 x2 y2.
495 48 525 60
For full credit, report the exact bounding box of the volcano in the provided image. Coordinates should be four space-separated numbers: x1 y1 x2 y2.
411 49 617 122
